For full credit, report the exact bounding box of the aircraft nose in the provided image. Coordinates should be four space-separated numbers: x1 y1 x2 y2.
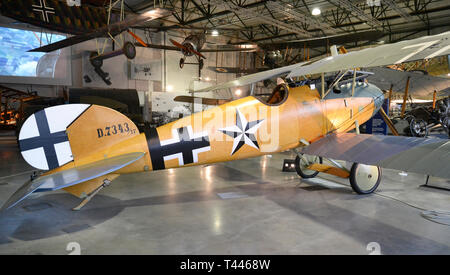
372 87 385 114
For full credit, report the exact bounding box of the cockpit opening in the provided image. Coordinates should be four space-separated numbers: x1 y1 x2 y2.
254 84 289 106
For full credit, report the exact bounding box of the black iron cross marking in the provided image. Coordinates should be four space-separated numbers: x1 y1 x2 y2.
146 126 210 170
32 0 55 23
19 110 68 170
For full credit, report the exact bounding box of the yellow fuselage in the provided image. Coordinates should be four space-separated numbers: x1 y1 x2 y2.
56 84 383 197
121 84 381 173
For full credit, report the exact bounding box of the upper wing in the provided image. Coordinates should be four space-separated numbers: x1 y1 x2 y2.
194 62 304 93
136 44 180 51
301 133 450 179
137 44 258 53
29 8 172 53
200 48 258 53
194 31 450 93
1 152 145 211
174 96 230 106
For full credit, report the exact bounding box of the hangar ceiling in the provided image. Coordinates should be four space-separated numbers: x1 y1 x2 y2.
80 0 450 58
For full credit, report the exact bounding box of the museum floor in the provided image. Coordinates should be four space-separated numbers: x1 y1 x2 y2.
0 131 449 255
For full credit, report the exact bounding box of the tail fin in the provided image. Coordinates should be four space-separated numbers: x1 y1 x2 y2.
18 104 140 170
4 104 144 210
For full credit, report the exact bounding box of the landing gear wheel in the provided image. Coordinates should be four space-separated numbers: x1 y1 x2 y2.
409 118 428 137
295 154 323 179
199 58 204 70
349 163 381 194
179 58 185 68
123 41 136 60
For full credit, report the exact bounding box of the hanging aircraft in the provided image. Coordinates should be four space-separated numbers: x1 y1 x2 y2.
26 5 172 83
2 31 450 212
0 0 172 85
137 32 258 70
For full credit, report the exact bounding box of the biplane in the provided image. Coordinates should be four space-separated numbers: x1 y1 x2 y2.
2 32 450 211
138 32 258 70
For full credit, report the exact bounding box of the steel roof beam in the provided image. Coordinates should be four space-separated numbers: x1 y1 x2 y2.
330 0 383 28
265 1 338 35
381 0 414 22
206 0 313 37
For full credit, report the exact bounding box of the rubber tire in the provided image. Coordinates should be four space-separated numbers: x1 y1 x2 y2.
349 163 382 194
123 42 136 60
409 117 428 137
295 154 323 179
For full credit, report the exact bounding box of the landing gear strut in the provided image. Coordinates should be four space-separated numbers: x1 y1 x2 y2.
179 57 185 68
295 153 381 194
295 154 323 178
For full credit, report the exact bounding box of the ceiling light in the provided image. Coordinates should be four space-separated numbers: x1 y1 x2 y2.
211 30 219 37
235 89 242 96
312 8 321 16
166 85 174 92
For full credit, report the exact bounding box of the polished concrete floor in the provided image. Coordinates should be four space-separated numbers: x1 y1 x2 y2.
0 130 449 255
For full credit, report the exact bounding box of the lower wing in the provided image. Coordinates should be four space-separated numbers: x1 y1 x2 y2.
301 133 450 179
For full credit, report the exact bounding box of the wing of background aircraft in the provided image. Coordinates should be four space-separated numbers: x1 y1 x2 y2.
29 8 172 53
138 43 258 53
301 133 450 179
194 31 450 93
365 67 450 99
259 30 384 50
208 66 264 74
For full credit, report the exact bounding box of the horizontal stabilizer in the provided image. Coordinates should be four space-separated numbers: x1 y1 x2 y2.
301 133 450 179
1 152 145 211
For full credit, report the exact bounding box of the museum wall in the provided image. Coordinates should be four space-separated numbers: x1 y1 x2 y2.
5 25 448 102
1 28 250 101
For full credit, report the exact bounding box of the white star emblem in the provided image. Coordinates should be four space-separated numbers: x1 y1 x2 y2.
219 108 264 155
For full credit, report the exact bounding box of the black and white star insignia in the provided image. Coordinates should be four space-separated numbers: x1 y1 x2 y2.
219 108 264 156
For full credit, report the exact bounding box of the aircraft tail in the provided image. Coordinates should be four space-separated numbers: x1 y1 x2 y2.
3 104 147 210
18 104 141 170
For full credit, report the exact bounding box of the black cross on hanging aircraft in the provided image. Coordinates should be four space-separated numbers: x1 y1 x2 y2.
32 0 55 23
146 126 210 170
18 110 69 170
